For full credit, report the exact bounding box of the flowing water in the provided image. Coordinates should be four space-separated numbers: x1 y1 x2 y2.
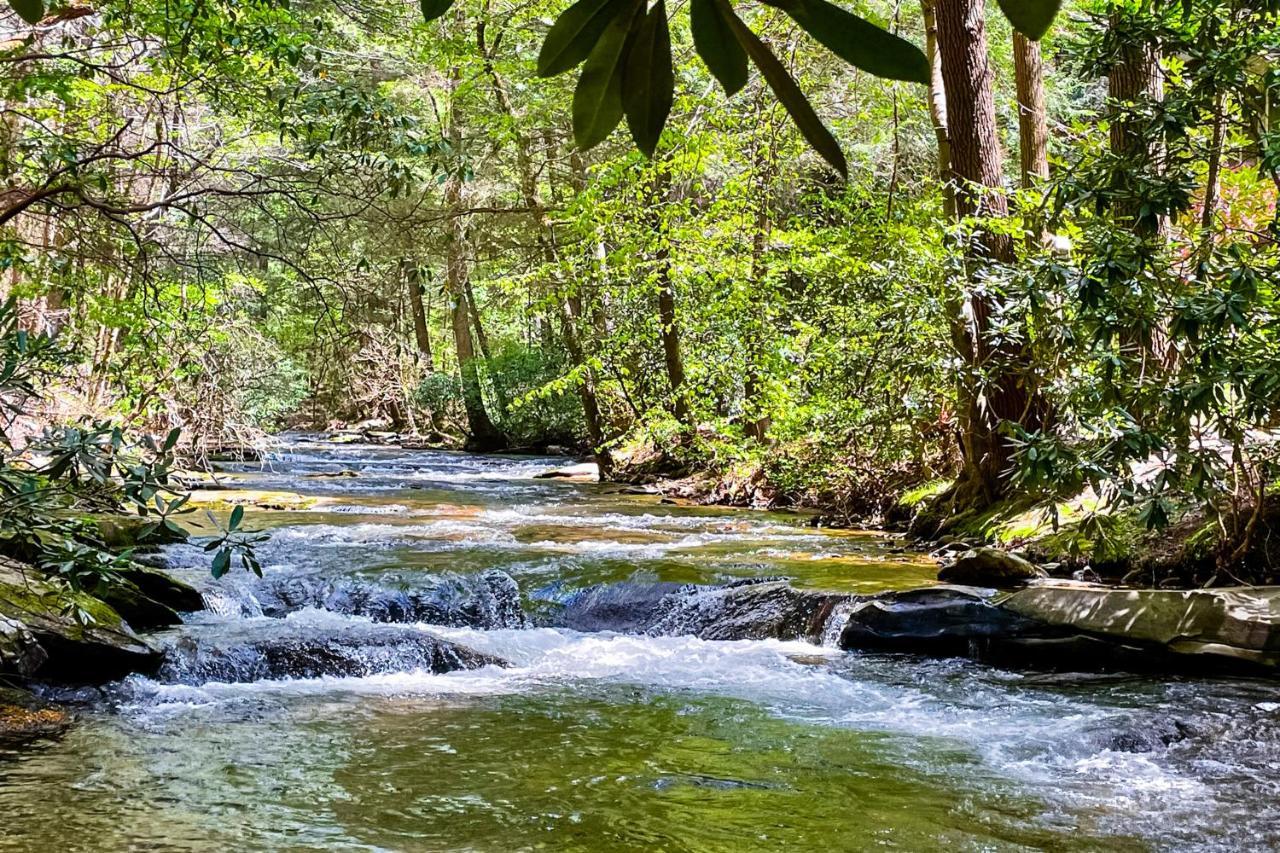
2 437 1279 851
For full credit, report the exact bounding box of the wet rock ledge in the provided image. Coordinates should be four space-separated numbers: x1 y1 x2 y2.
550 577 1280 675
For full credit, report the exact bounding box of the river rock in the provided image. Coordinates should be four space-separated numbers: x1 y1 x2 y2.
835 585 1065 653
552 579 843 642
533 462 600 481
94 514 189 548
156 622 503 685
0 615 47 676
117 563 205 613
209 570 529 629
647 580 845 642
938 548 1047 587
552 581 687 634
0 558 160 681
999 581 1280 668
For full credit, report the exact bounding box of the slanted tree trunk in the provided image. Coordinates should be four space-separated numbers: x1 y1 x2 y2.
444 22 504 451
478 14 612 473
934 0 1044 509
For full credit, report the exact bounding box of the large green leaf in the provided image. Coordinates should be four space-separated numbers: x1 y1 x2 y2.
622 0 674 156
995 0 1061 40
9 0 44 24
691 0 747 96
572 0 641 149
539 0 631 77
717 0 847 176
768 0 928 84
419 0 455 23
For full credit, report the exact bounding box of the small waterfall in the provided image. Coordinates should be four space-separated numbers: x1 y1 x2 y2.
193 570 530 629
819 599 857 648
200 584 266 619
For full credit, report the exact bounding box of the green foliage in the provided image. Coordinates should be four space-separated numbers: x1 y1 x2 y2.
427 0 1053 172
491 344 585 446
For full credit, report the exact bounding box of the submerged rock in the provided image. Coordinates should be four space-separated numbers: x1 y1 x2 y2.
156 622 502 685
0 558 159 681
938 548 1047 587
0 687 70 746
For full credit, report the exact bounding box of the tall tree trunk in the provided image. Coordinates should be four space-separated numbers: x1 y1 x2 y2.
649 164 691 426
444 21 504 451
743 128 775 441
478 16 612 472
1013 33 1049 190
935 0 1041 509
921 0 956 219
1108 9 1165 239
404 260 434 367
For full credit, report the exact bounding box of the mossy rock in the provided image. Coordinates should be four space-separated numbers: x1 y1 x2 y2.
93 514 189 549
938 548 1047 587
0 558 159 681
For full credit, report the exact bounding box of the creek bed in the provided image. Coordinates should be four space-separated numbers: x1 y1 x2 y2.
1 436 1277 851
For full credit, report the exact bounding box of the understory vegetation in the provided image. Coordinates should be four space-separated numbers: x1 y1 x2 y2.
1 0 1278 586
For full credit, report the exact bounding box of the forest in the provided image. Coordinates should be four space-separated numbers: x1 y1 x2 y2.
1 0 1280 848
2 0 1278 578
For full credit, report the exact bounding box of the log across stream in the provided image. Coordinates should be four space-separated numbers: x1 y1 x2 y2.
1 435 1278 850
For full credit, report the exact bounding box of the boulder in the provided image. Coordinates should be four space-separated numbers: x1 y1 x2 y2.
116 563 204 613
938 547 1047 587
156 622 503 685
835 585 1065 654
551 579 843 642
999 581 1280 668
0 615 47 676
94 514 189 548
0 558 160 681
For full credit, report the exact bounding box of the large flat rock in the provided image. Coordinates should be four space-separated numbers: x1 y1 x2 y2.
999 581 1280 667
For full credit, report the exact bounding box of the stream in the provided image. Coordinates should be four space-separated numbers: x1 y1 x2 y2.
1 436 1278 851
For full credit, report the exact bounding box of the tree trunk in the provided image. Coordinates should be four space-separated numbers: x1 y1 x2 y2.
935 0 1041 509
478 15 612 472
1013 33 1049 190
921 0 956 219
404 260 434 367
649 165 691 426
1108 10 1165 239
444 20 504 451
